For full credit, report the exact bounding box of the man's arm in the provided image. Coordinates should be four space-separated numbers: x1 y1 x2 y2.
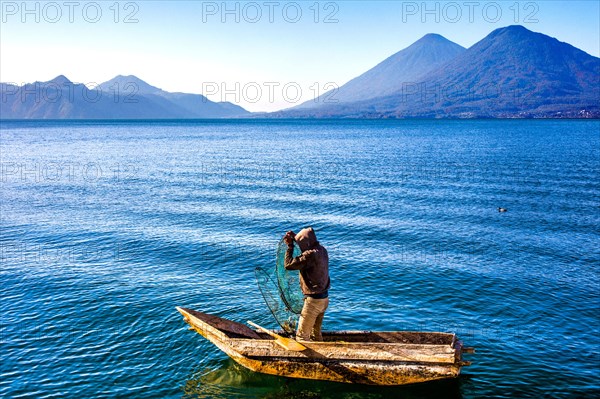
284 245 311 270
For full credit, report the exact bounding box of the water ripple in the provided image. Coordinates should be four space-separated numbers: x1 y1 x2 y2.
1 119 599 399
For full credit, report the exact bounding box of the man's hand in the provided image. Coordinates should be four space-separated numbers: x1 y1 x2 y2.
283 230 295 245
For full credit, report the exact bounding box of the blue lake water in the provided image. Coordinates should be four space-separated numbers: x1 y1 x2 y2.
0 119 599 398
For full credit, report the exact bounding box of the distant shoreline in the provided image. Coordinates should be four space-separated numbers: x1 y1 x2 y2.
2 117 599 123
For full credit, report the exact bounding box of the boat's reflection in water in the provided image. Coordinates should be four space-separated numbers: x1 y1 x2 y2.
182 359 467 399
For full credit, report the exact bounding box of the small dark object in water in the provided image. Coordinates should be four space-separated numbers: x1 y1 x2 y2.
498 207 508 213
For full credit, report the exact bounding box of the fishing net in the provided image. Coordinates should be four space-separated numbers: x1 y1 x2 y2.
255 240 304 335
275 240 304 314
254 267 298 335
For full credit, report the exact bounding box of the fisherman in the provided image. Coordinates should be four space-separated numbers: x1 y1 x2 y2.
283 227 330 342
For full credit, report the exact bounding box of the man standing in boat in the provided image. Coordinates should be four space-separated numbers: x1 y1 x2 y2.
283 227 330 342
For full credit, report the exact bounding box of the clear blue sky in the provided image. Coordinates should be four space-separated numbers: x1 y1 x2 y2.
1 1 599 111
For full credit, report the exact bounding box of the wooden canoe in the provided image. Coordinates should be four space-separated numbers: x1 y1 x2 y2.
176 307 473 386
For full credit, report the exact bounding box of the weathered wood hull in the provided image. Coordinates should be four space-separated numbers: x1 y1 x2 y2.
176 307 472 386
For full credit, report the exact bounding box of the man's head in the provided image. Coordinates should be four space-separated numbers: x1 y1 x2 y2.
295 227 318 252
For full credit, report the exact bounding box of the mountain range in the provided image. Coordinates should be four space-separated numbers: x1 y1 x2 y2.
1 25 598 119
0 75 249 119
279 25 600 118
